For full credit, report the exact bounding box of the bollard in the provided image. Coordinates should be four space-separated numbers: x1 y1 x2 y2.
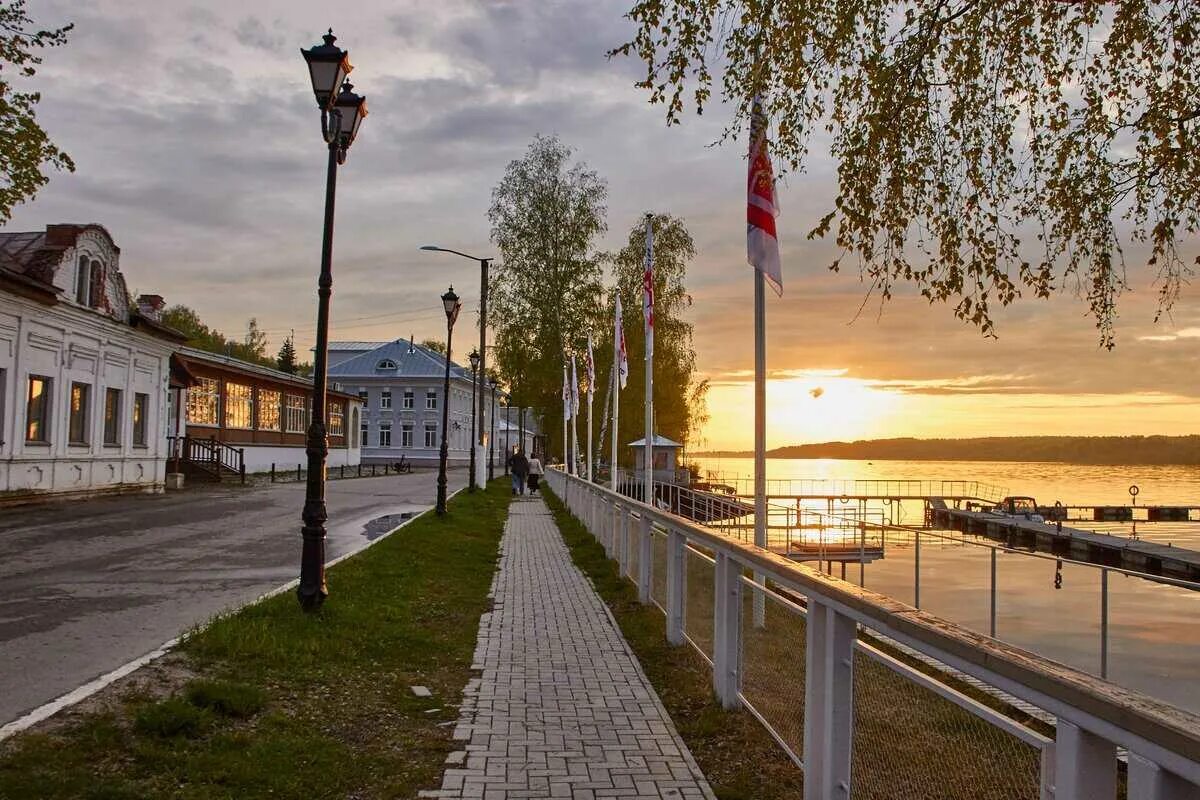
270 463 275 483
297 464 302 481
357 463 362 477
340 464 344 479
372 464 376 477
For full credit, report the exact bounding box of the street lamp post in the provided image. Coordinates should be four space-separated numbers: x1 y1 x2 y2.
437 286 462 514
468 349 480 492
419 246 492 491
297 29 367 612
489 381 497 481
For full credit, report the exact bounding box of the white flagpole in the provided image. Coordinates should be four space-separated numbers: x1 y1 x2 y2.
587 334 594 482
643 213 654 508
754 270 767 552
611 295 621 492
571 354 580 477
563 362 570 473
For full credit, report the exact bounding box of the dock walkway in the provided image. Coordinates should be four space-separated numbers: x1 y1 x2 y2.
424 497 714 800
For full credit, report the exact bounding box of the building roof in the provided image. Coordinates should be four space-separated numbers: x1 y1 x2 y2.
327 341 386 351
329 337 480 382
177 346 360 401
627 435 683 448
0 224 120 286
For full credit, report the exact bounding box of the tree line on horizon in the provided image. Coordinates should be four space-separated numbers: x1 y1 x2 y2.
699 436 1200 466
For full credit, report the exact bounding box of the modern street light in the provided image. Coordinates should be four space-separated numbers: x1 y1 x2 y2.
296 29 368 612
436 286 462 514
419 246 492 491
468 348 480 492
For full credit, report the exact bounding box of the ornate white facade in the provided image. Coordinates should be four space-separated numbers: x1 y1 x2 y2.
0 224 182 499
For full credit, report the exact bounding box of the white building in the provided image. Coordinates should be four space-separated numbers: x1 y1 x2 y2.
0 224 184 499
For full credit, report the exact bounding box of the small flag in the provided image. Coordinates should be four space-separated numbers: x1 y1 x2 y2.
586 333 596 396
615 295 628 389
563 363 572 421
748 96 782 295
642 214 654 329
570 354 579 415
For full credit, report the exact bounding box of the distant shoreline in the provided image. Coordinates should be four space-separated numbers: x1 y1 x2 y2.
694 435 1200 466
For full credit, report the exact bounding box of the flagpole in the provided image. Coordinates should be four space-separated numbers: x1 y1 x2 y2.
587 335 595 482
611 296 620 492
754 269 767 547
563 362 570 474
643 213 654 508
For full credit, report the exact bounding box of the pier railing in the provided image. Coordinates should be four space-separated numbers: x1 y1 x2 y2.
547 467 1200 800
699 473 1010 504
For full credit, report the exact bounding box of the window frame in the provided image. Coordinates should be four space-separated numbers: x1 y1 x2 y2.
103 387 122 446
75 256 90 305
25 375 52 444
69 382 91 445
425 390 438 410
401 422 414 448
378 421 392 448
187 377 220 426
380 389 392 410
328 403 344 437
402 389 414 409
423 421 438 448
132 392 149 447
224 382 254 430
258 389 282 432
285 394 307 434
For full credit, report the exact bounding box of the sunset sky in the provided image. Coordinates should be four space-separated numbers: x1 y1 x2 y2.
10 0 1199 451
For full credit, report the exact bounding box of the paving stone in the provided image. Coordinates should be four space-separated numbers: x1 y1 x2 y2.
430 498 714 799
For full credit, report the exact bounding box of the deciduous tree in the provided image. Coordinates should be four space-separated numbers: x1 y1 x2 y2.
612 1 1199 346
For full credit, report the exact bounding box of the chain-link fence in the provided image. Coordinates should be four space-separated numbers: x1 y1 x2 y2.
684 546 715 662
739 578 806 766
651 527 669 613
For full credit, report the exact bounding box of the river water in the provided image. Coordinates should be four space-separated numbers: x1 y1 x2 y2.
694 457 1200 713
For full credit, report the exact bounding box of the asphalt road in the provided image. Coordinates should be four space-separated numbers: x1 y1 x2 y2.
0 468 468 726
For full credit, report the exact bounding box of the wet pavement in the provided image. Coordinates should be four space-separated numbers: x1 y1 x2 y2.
0 468 467 726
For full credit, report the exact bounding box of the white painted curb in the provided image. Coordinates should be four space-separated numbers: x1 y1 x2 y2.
0 488 468 742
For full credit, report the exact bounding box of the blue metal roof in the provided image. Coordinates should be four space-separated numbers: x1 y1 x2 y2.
329 338 474 380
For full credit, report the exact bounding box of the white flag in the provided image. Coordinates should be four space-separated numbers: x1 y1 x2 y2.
563 363 571 421
748 96 783 295
586 333 596 396
570 354 579 414
615 295 628 389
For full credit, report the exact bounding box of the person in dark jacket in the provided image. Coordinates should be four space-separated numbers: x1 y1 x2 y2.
507 448 529 495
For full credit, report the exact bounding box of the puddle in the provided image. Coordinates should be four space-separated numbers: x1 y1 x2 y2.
362 512 416 540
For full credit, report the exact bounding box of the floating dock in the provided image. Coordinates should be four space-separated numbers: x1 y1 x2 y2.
931 507 1200 581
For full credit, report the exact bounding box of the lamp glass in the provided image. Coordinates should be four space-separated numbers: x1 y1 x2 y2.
469 350 480 370
335 86 367 147
301 32 351 109
441 288 460 319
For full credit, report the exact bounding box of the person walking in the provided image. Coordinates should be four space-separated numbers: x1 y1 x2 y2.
507 447 529 496
526 453 544 495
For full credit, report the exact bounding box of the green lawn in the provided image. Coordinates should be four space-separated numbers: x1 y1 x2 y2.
541 486 806 800
0 481 511 800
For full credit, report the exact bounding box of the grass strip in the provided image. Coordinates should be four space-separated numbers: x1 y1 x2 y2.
0 480 510 800
541 486 805 800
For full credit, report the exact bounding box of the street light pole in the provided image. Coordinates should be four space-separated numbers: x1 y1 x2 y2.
419 246 492 491
468 349 480 492
297 30 367 612
437 286 461 514
489 381 497 481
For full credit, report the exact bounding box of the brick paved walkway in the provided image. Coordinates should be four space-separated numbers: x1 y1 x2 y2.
423 497 715 800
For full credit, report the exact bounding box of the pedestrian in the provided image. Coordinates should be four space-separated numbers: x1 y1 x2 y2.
507 447 529 496
527 453 544 495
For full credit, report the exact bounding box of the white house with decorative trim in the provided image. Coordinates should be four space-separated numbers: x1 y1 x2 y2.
0 224 185 499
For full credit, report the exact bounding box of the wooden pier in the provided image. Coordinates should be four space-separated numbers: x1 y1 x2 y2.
931 507 1200 581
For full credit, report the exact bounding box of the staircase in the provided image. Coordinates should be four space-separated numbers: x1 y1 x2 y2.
168 436 246 483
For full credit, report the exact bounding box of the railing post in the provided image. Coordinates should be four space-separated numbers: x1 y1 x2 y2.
803 599 855 800
618 509 630 577
914 529 922 609
990 547 998 638
712 551 742 709
666 528 686 645
638 515 652 603
1054 720 1116 799
1100 568 1109 679
1128 753 1195 800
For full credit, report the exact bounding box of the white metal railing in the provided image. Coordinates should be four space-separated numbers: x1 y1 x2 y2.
547 467 1200 800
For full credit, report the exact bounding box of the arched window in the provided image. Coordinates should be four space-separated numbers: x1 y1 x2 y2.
351 407 360 447
376 359 397 370
89 259 103 308
75 256 90 304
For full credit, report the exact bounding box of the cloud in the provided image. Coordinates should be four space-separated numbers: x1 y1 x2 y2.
1138 327 1200 343
235 16 286 52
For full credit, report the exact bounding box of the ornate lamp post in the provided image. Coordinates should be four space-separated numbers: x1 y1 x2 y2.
468 348 480 491
419 246 492 491
436 286 462 514
296 29 367 612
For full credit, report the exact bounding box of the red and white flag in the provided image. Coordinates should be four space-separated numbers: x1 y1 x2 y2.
642 215 654 329
615 295 628 389
748 96 782 295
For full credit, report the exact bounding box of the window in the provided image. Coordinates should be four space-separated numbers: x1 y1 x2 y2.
88 259 102 308
258 389 281 431
25 376 51 442
285 395 306 433
360 421 369 448
75 256 90 305
132 393 149 446
328 403 344 436
381 389 392 410
426 390 438 410
103 387 122 445
378 421 392 447
225 382 253 429
187 377 219 425
424 421 438 448
376 359 397 370
69 382 90 444
403 389 414 409
357 389 368 406
401 422 413 448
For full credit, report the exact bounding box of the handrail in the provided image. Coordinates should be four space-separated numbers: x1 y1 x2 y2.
548 466 1200 792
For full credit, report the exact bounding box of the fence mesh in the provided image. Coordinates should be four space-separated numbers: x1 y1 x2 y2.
851 644 1043 800
651 528 669 612
626 515 640 582
684 546 715 661
740 581 806 765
